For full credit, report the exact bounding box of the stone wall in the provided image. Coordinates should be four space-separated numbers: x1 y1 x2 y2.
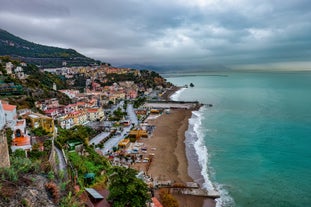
0 130 10 168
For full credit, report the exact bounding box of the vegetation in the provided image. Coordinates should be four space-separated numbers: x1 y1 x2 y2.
45 182 60 203
56 125 97 146
133 97 146 108
0 56 72 108
31 126 50 137
159 189 179 207
0 29 97 68
59 191 81 207
28 143 49 160
67 147 110 187
0 153 40 182
5 128 13 154
109 107 127 121
103 69 171 90
108 166 150 207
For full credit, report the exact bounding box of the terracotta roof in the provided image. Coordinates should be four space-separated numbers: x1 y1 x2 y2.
87 108 98 113
152 197 163 207
12 136 30 146
44 109 57 113
2 103 16 111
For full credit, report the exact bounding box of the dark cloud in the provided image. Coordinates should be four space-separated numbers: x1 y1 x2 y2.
0 0 310 70
0 0 70 17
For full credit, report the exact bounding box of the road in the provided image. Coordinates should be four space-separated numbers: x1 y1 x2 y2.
89 103 138 154
126 103 138 126
55 146 67 178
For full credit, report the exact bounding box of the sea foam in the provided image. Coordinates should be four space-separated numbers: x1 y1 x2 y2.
170 87 186 101
188 107 235 207
172 87 234 206
188 108 214 190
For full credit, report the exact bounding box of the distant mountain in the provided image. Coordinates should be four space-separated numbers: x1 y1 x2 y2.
118 64 164 71
0 28 100 68
118 63 230 73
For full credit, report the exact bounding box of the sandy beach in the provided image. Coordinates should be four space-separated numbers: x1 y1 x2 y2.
133 109 216 207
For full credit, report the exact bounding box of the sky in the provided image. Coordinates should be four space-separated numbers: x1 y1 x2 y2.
1 0 311 70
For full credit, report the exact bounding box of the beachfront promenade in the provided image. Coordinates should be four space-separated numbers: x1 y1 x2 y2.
89 101 203 154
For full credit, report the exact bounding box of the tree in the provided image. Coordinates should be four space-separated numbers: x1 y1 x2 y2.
108 167 150 207
5 128 13 154
31 126 49 137
133 97 146 108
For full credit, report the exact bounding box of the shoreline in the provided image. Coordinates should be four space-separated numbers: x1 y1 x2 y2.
168 86 216 207
132 108 216 207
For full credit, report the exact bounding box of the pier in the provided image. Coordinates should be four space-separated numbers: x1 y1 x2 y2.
154 180 220 199
144 100 204 110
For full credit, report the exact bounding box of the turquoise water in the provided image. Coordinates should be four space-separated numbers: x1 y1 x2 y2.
166 71 311 207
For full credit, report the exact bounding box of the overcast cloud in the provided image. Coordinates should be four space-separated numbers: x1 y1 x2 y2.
1 0 311 70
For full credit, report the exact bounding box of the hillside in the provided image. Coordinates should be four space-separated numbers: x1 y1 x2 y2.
0 56 71 109
0 28 99 68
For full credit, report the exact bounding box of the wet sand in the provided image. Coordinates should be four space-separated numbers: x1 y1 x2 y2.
134 109 216 207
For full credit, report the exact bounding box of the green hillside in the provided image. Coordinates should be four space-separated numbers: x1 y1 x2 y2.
0 28 99 68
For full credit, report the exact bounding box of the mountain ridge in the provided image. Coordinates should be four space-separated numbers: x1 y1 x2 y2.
0 28 100 68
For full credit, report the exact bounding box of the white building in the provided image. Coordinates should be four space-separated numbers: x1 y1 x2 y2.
0 101 6 130
5 62 14 74
15 66 26 79
2 101 17 128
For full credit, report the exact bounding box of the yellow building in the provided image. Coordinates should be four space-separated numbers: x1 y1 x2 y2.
128 129 148 140
118 139 130 149
28 113 54 133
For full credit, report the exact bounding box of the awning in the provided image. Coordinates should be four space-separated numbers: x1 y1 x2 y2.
85 188 104 200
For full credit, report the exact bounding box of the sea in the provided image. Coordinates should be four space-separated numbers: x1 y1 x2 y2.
165 71 311 207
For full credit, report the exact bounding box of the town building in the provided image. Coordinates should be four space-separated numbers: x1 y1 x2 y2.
27 113 55 133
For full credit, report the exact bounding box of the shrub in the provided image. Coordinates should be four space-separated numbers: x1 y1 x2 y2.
45 182 60 203
159 189 179 207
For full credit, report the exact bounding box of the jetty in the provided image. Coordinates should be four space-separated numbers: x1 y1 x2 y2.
176 188 220 199
144 100 203 110
153 180 220 199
